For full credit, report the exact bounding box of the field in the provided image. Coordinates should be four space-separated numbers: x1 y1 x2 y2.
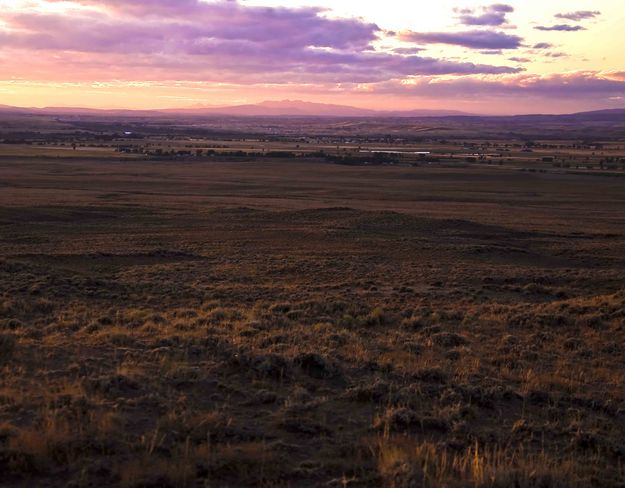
1 125 625 487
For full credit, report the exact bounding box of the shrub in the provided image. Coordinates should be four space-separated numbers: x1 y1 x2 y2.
0 334 16 361
431 332 469 348
363 307 388 327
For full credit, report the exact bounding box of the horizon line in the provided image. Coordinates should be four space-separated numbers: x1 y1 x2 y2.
2 101 625 118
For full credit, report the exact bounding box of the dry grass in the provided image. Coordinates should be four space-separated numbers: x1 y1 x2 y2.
1 154 625 486
371 436 618 487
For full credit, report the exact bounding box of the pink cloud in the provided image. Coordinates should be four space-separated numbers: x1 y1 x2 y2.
364 72 625 101
0 1 620 113
0 0 520 84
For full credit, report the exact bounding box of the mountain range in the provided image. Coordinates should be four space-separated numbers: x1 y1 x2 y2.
1 100 625 120
0 100 471 117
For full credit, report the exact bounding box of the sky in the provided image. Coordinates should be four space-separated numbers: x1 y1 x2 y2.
0 0 623 114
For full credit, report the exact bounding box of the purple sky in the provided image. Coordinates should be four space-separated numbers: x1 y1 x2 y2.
0 0 623 113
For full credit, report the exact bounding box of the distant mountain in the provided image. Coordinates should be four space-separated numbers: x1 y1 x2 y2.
40 107 161 117
573 109 625 115
488 108 625 124
0 101 624 119
0 105 164 117
0 104 31 113
168 100 470 117
384 108 471 117
222 100 376 117
0 100 471 118
567 109 625 121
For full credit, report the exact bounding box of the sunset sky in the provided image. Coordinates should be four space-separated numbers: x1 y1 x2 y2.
0 0 623 114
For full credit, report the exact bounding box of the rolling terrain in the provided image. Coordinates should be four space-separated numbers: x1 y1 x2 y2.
1 150 625 486
1 105 625 141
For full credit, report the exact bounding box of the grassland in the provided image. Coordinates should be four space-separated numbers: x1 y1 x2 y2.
1 140 625 487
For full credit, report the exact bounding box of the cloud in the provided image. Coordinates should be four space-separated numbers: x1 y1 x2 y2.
392 47 425 55
534 10 600 34
1 0 614 114
401 30 522 49
543 52 569 58
366 71 625 102
535 24 586 32
0 0 521 84
456 3 514 26
4 2 380 52
555 11 601 21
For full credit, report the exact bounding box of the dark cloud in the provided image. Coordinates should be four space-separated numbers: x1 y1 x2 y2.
555 11 601 21
533 42 553 49
392 47 425 55
401 30 522 49
543 52 569 58
456 3 514 26
535 24 586 32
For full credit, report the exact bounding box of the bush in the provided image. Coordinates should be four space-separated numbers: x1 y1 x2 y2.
0 334 16 361
431 332 468 348
363 307 387 327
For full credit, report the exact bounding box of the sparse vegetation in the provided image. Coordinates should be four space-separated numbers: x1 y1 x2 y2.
1 131 625 486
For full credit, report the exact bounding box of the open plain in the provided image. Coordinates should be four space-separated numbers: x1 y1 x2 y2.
1 134 625 487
